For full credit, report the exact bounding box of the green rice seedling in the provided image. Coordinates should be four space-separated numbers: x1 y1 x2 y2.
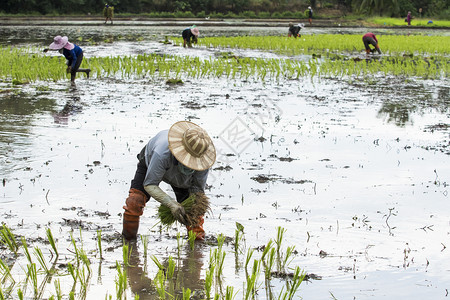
182 287 192 300
67 263 77 284
213 248 226 279
21 237 33 264
97 230 103 260
17 288 23 300
54 278 62 300
0 287 4 300
158 193 210 227
154 269 166 299
0 258 15 283
264 248 276 279
176 232 183 258
261 240 274 261
245 248 254 271
140 235 149 258
225 286 236 300
188 230 196 250
244 259 261 300
281 246 296 271
150 255 165 272
46 228 58 258
115 261 126 299
78 248 91 275
69 232 80 266
69 291 75 300
275 227 286 254
205 264 215 299
122 242 131 267
27 263 38 298
167 256 176 280
0 224 18 255
33 246 49 274
283 266 306 300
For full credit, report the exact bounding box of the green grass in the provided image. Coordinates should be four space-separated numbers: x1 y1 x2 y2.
368 17 450 27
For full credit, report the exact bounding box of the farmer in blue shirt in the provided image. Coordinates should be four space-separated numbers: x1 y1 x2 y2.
182 26 199 47
122 121 216 241
44 35 90 82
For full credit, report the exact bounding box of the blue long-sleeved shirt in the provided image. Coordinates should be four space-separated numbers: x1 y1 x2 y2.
62 45 83 69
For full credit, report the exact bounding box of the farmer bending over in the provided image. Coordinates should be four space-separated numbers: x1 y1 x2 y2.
122 121 216 241
362 32 382 55
43 35 90 82
182 25 199 47
288 23 304 38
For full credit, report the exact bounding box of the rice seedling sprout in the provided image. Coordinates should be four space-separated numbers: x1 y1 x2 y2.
97 230 103 260
188 230 196 250
46 228 59 258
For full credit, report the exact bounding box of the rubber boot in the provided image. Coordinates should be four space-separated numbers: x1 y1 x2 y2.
186 216 205 240
122 188 147 240
122 213 140 240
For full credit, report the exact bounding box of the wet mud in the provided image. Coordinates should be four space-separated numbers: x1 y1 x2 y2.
1 23 449 299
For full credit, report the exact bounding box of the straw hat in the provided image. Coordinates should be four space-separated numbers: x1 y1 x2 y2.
168 121 216 171
190 26 200 36
49 35 69 50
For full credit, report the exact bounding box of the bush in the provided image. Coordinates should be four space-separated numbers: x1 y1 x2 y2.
224 12 238 18
258 11 271 18
281 11 295 18
210 12 224 18
242 10 257 18
272 12 282 18
196 11 206 18
159 11 175 18
174 11 195 18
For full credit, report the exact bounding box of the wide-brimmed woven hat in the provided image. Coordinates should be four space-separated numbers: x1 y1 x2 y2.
168 121 216 171
190 26 200 36
49 35 69 50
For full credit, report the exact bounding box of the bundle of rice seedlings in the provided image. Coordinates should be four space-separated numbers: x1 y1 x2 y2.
158 192 210 227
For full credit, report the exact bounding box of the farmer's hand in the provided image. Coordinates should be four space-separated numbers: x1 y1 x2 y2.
43 48 49 53
66 66 72 73
168 202 188 225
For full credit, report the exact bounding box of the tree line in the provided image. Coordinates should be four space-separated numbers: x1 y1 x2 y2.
1 0 448 18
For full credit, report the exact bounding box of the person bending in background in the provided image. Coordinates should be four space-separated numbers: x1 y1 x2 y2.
362 32 382 55
44 35 90 82
288 23 304 38
182 25 199 48
103 4 114 24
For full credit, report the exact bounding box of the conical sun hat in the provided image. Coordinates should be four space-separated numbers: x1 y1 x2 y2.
49 35 69 50
168 121 216 171
190 26 200 36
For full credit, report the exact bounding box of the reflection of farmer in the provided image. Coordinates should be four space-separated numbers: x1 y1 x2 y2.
122 121 216 241
43 36 90 82
125 240 205 298
308 6 313 25
288 23 304 38
182 26 199 48
103 4 114 24
362 32 382 54
53 89 83 124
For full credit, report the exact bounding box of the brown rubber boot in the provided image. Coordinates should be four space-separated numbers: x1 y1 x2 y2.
122 188 148 240
186 216 205 240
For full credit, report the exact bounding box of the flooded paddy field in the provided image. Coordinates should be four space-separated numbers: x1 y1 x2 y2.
0 23 449 299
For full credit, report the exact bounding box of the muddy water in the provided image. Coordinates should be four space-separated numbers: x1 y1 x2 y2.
1 23 449 299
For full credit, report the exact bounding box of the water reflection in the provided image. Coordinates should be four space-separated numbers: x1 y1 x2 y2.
52 85 83 125
125 239 205 299
0 91 56 173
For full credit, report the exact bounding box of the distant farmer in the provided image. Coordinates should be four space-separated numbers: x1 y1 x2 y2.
406 11 412 26
307 6 313 25
362 32 382 55
103 4 114 24
182 25 199 48
43 35 90 82
122 121 216 241
288 23 304 38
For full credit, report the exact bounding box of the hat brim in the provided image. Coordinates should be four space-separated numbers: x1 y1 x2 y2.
168 121 216 171
49 36 69 50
